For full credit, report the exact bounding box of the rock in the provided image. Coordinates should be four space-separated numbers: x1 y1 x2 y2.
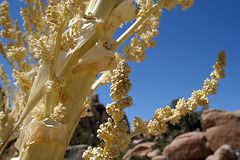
151 155 166 160
201 109 239 129
234 110 240 116
206 124 240 152
64 144 88 160
201 109 240 151
91 93 99 103
123 142 154 160
79 94 108 135
132 138 145 145
163 131 212 160
206 144 237 160
147 149 160 158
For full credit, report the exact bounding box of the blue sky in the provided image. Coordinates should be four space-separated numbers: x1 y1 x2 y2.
1 0 240 125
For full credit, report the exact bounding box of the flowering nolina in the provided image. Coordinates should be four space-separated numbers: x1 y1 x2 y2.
0 0 226 160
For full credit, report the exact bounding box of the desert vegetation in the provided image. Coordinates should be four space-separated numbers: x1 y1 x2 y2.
0 0 227 159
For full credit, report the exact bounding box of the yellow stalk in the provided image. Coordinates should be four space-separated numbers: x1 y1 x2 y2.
129 129 145 139
103 133 114 155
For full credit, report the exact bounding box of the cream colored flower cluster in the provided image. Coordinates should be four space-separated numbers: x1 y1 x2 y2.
110 61 132 101
45 3 65 32
136 0 155 17
6 46 27 63
20 3 45 33
0 65 10 97
123 10 161 63
132 51 227 136
106 96 133 124
122 0 194 63
45 77 66 92
31 103 45 121
1 1 28 70
32 35 54 65
13 69 33 92
60 31 78 52
20 6 32 33
83 145 106 160
83 118 130 159
50 102 66 122
0 1 15 42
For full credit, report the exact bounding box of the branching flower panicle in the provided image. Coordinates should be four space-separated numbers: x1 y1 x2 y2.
0 1 15 42
0 65 10 98
83 61 133 159
142 51 226 136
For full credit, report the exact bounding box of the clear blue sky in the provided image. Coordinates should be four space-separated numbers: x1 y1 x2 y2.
1 0 240 126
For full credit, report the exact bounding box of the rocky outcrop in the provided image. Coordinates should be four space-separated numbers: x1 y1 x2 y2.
123 142 155 160
163 131 212 160
78 93 130 135
206 144 238 160
78 93 109 134
147 149 161 159
201 109 240 151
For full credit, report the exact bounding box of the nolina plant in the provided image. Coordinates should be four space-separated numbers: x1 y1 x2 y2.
0 0 226 159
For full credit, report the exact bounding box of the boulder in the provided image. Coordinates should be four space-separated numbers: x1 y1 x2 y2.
123 142 154 160
206 144 237 160
132 138 145 145
163 131 212 160
234 110 240 115
151 155 166 160
201 109 240 151
64 144 88 160
201 109 239 129
147 149 160 158
206 124 240 152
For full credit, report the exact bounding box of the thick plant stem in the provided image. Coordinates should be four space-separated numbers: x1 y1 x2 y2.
16 1 123 159
18 68 98 160
19 139 66 160
61 68 98 140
